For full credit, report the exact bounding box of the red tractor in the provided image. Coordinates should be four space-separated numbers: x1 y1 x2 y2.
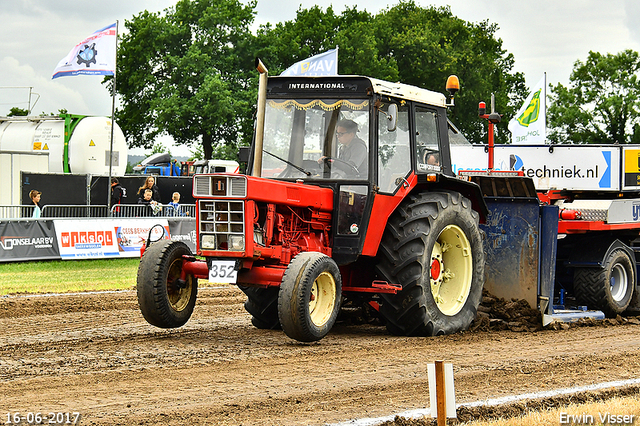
137 60 489 342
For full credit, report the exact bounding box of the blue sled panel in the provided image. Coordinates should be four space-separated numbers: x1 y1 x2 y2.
480 199 541 310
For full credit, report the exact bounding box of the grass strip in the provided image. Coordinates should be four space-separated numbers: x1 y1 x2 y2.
0 258 140 295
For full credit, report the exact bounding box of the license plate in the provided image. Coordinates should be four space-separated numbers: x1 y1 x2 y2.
209 260 237 284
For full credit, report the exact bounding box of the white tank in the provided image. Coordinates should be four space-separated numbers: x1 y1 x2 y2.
0 116 128 175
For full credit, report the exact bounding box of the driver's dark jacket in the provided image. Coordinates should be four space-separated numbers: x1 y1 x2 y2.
338 136 368 175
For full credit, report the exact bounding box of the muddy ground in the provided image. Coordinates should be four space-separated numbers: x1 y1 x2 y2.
1 286 640 425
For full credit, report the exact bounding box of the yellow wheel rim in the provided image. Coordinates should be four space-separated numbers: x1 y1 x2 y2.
167 258 192 312
309 271 337 327
429 224 473 316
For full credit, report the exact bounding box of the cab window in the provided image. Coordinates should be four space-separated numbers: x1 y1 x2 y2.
377 103 410 193
415 107 441 172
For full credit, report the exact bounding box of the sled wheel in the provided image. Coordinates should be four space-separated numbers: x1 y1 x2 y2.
376 191 484 336
278 252 342 342
239 285 281 329
137 239 197 328
574 249 634 317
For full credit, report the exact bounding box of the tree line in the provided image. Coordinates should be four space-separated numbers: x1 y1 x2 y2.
31 0 640 158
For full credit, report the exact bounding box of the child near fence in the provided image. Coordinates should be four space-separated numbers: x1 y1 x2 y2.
30 190 42 218
167 192 188 217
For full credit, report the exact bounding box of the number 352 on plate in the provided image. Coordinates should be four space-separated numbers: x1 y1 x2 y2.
209 260 237 284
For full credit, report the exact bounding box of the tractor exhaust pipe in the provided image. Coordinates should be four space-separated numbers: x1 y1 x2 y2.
252 58 269 177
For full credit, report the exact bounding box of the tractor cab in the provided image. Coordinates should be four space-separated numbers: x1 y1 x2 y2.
254 76 457 263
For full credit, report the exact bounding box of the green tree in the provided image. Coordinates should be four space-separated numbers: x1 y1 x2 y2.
548 50 640 144
372 2 526 144
255 6 398 80
255 1 526 144
114 0 257 159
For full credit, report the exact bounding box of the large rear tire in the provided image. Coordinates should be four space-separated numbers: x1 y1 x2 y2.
574 249 634 317
239 285 281 329
278 252 342 342
376 191 484 336
137 240 197 328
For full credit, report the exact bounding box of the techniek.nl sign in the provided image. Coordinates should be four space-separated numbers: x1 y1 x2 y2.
450 145 619 191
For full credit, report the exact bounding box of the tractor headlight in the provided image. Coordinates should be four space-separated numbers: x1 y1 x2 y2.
228 235 245 251
201 234 216 249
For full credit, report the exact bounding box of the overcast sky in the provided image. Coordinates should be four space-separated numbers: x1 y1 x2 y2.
2 0 640 155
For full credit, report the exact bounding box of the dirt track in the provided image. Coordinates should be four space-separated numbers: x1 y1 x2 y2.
1 286 640 425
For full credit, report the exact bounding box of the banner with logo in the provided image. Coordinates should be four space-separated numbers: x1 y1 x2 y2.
280 48 338 77
168 219 196 252
0 220 60 262
508 74 546 144
0 218 196 262
54 218 170 259
450 144 618 191
52 23 116 79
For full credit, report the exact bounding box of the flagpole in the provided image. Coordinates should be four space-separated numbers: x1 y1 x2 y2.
107 20 118 215
543 71 547 144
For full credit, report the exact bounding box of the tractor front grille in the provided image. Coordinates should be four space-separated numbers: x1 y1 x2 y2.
199 200 245 251
194 175 247 198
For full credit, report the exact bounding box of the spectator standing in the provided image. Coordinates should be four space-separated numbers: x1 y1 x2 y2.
110 178 126 215
30 190 42 218
137 176 161 202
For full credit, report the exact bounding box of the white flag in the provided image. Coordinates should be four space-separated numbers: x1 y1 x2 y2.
52 23 116 79
281 48 338 76
508 74 546 144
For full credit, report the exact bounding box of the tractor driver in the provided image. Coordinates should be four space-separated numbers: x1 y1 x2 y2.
318 119 368 177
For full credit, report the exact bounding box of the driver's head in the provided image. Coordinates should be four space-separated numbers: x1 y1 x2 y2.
336 119 358 145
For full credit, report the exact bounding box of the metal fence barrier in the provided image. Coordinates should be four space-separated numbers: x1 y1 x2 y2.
0 205 36 219
110 204 195 218
41 205 110 218
0 204 196 219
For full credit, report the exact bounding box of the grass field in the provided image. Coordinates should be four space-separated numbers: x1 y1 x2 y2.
0 258 140 295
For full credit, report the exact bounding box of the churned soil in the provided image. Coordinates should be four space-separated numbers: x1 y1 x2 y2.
1 286 640 425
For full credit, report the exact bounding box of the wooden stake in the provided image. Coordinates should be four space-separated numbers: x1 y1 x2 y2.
435 360 447 426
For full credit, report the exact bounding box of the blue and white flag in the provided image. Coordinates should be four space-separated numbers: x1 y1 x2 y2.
52 23 116 79
280 48 338 76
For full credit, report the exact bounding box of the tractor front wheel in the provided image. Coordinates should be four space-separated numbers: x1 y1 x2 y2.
278 252 342 342
137 240 198 328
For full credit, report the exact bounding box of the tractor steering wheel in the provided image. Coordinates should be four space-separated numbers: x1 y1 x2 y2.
322 157 360 178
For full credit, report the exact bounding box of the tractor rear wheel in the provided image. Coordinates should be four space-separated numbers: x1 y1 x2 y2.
278 252 342 342
376 191 484 336
239 285 281 329
137 240 197 328
574 249 634 317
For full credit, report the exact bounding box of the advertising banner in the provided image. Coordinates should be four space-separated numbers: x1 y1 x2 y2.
0 220 60 262
167 219 196 252
622 147 640 190
54 218 169 259
451 145 620 191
